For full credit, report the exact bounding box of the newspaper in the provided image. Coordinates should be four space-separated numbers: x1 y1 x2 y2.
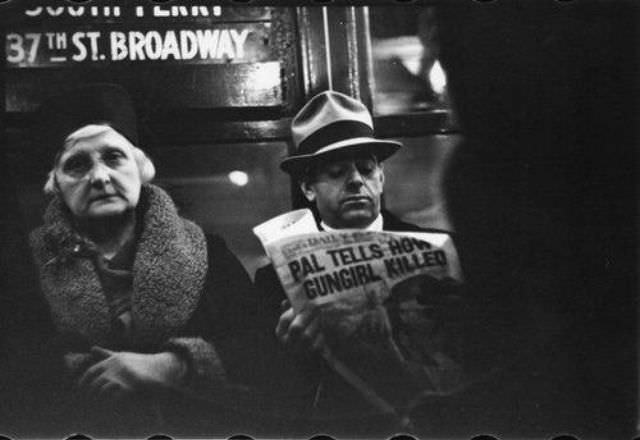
254 209 465 423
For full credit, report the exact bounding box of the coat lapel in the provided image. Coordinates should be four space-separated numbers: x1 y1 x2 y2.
130 185 207 346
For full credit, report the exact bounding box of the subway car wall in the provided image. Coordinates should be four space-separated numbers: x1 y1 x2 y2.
0 2 457 277
1 4 300 277
0 1 637 439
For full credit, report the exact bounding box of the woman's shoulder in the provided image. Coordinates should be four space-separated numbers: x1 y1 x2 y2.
28 224 50 265
28 223 46 244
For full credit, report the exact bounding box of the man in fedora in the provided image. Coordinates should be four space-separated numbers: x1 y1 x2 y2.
253 90 466 436
279 90 410 231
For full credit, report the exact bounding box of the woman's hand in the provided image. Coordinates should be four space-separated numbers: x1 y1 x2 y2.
77 346 187 400
275 300 325 355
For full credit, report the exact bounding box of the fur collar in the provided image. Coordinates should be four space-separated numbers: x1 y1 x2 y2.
30 184 208 348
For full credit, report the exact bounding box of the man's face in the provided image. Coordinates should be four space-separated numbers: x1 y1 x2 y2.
54 125 142 220
302 151 385 229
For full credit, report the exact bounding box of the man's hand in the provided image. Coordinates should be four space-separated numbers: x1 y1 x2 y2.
77 346 186 401
275 300 325 355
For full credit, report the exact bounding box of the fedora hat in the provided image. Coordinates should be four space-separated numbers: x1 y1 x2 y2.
280 90 402 175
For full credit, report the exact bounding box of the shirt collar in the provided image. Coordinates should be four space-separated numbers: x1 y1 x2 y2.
320 213 383 232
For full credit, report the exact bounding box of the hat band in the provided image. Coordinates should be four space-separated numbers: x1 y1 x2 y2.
297 120 374 156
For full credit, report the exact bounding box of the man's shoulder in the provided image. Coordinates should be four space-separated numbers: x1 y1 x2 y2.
254 263 276 282
381 210 451 234
253 263 289 309
254 263 282 291
203 232 235 265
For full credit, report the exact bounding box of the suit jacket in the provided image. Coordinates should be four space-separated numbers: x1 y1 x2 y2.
252 210 466 437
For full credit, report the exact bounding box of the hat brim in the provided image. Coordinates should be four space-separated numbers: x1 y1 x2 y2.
280 137 402 175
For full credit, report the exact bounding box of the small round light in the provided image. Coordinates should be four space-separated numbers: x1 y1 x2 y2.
228 170 249 187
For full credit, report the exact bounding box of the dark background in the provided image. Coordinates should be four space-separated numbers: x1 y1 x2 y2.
435 1 638 438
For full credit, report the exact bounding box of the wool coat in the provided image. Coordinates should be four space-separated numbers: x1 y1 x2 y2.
7 184 265 437
252 210 468 437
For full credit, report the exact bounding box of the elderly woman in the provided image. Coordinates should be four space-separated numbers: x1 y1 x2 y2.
21 84 262 436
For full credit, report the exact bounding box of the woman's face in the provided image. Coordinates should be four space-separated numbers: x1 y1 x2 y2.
54 125 142 220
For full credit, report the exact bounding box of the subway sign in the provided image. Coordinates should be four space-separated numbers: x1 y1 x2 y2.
1 2 291 111
6 25 269 67
5 4 272 67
